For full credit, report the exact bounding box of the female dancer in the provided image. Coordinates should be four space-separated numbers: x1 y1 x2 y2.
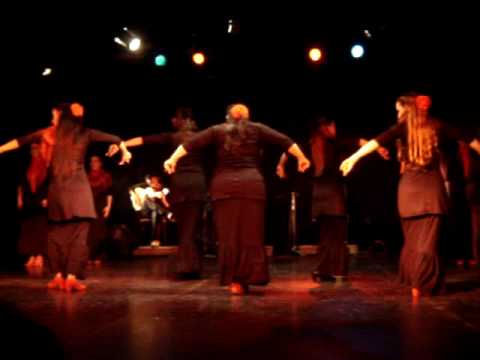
164 104 310 294
17 105 63 267
87 155 113 266
277 117 389 282
109 107 207 278
0 103 131 291
340 95 480 298
17 143 48 268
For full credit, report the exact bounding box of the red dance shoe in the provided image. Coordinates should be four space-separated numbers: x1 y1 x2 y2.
64 276 87 292
47 274 64 290
230 283 248 295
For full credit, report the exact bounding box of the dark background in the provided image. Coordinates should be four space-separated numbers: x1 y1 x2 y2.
2 6 479 265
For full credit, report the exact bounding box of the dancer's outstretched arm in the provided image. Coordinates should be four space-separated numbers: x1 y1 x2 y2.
0 139 20 155
340 140 380 176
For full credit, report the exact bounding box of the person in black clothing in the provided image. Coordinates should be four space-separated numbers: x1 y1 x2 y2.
87 155 113 266
277 117 389 282
109 107 207 279
340 95 480 298
164 104 310 294
0 103 132 291
459 132 480 267
17 143 49 269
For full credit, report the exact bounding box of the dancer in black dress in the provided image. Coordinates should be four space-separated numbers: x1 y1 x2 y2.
0 103 131 291
109 107 207 279
17 143 49 269
277 117 389 282
87 155 113 266
17 105 62 268
459 133 480 267
164 104 310 294
340 95 480 298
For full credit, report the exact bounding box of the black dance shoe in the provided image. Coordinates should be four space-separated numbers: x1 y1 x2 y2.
311 271 335 283
175 272 201 281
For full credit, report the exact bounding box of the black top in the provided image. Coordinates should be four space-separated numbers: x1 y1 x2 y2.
307 138 359 179
19 177 48 217
143 131 207 204
375 121 475 217
184 122 294 200
19 128 122 169
144 132 204 174
308 137 359 216
89 172 113 214
465 129 480 205
465 128 480 183
467 150 480 183
19 128 122 221
376 121 474 169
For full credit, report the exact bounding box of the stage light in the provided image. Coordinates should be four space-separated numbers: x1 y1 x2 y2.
308 48 322 62
155 54 167 66
114 37 128 49
128 38 142 52
351 44 365 59
193 52 206 65
227 19 240 34
114 27 142 52
42 68 52 76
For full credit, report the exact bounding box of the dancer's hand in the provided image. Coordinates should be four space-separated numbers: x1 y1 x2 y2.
297 157 310 173
103 206 111 218
41 199 48 208
119 150 132 165
106 144 120 157
339 156 357 176
164 158 177 174
377 146 390 160
276 164 287 179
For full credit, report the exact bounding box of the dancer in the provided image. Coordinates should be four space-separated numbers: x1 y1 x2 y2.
340 95 480 298
0 103 131 291
17 143 48 269
277 117 389 282
164 104 310 294
87 155 113 266
110 107 207 278
17 105 60 268
459 134 480 267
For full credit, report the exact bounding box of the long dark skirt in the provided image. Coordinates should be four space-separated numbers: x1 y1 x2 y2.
472 205 480 260
213 199 269 286
314 215 349 277
87 217 108 260
48 220 90 278
18 214 48 256
172 201 204 274
399 215 443 294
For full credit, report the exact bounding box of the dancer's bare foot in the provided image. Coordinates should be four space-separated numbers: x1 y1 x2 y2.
33 255 44 268
25 256 35 268
47 273 64 290
64 274 87 292
230 283 248 295
411 288 421 298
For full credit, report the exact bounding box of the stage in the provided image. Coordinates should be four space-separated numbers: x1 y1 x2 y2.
1 254 480 360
